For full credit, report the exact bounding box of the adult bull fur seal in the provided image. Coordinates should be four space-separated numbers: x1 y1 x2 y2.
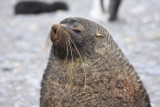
40 17 151 107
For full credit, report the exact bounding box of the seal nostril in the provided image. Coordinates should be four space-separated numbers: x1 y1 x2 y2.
52 25 58 34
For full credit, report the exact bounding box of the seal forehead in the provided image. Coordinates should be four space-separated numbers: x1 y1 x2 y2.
60 17 77 24
60 18 84 30
60 17 89 26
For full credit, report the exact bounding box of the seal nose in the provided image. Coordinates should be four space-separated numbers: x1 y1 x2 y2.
51 25 58 34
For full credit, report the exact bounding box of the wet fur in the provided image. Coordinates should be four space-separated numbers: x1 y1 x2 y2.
40 17 151 107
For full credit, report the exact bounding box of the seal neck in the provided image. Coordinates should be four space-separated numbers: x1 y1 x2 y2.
106 35 130 68
95 32 130 69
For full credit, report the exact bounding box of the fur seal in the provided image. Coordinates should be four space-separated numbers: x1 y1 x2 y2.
14 1 68 14
40 17 151 107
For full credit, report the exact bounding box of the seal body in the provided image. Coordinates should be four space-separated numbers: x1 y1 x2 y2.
15 1 68 14
40 17 151 107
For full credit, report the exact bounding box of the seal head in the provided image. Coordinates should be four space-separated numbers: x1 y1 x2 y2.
49 18 97 60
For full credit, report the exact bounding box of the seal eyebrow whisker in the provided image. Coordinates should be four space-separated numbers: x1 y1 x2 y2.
69 38 86 90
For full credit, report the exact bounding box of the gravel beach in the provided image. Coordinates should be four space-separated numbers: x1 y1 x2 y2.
0 0 160 107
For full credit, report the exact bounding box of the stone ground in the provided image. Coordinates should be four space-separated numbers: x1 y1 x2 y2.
0 0 160 107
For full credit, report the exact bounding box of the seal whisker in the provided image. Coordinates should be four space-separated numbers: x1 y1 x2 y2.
45 34 52 59
67 39 74 98
69 38 87 90
61 38 66 53
64 39 69 64
46 34 52 50
68 39 74 77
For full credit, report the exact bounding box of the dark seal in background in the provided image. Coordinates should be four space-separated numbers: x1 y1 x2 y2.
14 1 68 14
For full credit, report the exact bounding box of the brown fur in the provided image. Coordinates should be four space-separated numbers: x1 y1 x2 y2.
40 17 151 107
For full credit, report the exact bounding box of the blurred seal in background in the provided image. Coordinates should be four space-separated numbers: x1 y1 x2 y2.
15 1 68 14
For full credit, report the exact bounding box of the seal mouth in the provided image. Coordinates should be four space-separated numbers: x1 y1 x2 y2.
49 24 83 59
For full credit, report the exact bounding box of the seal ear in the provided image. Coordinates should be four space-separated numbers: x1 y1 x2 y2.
95 33 104 38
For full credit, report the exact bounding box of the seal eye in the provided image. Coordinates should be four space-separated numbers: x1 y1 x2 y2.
72 28 82 34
